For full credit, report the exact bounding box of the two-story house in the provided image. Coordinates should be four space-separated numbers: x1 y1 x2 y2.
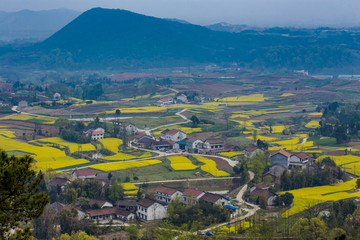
160 129 187 142
203 139 225 150
154 185 183 205
120 122 138 135
289 152 314 169
244 145 265 158
270 149 291 168
137 198 166 221
199 192 230 206
185 137 203 153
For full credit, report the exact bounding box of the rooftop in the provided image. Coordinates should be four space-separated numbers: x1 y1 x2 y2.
73 168 96 177
183 188 204 197
137 198 156 208
271 149 291 158
155 185 179 195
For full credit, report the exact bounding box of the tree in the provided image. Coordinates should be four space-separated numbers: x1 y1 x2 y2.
57 231 98 240
0 151 49 238
107 179 124 203
32 205 58 240
126 224 139 240
357 178 360 189
190 115 200 128
223 112 232 130
290 218 327 240
275 192 294 206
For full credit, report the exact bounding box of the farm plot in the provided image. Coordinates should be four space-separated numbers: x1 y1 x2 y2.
0 126 16 138
0 135 89 171
120 182 139 195
218 151 244 158
34 137 96 153
101 151 152 161
0 113 56 124
317 155 360 176
283 179 360 216
98 138 123 153
192 155 230 177
305 120 320 129
167 156 198 170
90 159 162 171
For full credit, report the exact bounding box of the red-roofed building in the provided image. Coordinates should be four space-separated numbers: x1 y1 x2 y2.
72 168 96 181
155 185 183 204
289 152 314 169
160 129 186 142
183 188 205 205
120 122 137 135
270 149 292 168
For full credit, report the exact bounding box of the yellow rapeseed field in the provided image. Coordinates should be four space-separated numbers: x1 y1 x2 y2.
35 137 96 153
0 127 16 138
98 138 123 153
167 156 198 170
246 135 278 142
218 151 244 158
0 135 89 171
282 179 360 216
120 182 138 191
193 155 229 177
305 120 320 128
317 155 360 175
91 159 162 171
215 94 266 102
281 93 295 97
309 112 323 116
219 221 251 233
0 113 55 124
102 151 152 161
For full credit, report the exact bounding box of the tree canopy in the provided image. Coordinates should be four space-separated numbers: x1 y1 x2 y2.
0 150 49 238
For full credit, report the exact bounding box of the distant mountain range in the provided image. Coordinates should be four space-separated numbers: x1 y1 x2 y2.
2 7 360 71
0 9 80 41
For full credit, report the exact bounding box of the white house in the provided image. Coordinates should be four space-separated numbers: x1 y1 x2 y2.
72 169 96 181
88 199 114 209
85 127 105 140
182 188 205 205
137 198 167 221
244 145 265 158
86 207 136 222
120 122 138 135
185 137 203 153
289 152 314 169
160 129 186 142
155 96 174 107
18 100 28 108
154 185 183 205
53 92 61 100
203 139 225 150
176 94 188 103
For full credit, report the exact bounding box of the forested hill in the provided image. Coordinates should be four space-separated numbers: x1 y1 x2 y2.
12 8 360 70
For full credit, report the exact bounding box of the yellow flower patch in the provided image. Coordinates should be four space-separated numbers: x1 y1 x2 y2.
167 156 198 170
283 179 360 216
98 138 123 153
91 159 162 171
246 135 278 142
34 137 96 153
1 113 55 124
120 182 139 191
309 112 323 116
0 127 16 138
193 155 229 177
218 151 244 158
305 120 320 128
281 93 295 97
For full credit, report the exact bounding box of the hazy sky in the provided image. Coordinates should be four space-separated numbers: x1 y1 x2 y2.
1 0 360 27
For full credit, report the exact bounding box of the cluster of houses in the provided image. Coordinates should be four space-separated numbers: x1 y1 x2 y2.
49 169 235 223
155 94 189 107
82 122 138 141
245 146 315 206
133 128 225 153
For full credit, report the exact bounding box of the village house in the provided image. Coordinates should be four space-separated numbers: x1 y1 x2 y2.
72 169 96 181
134 136 156 148
263 165 286 184
48 177 70 191
83 127 105 140
249 183 277 206
154 185 183 205
134 133 153 143
120 122 138 135
185 137 203 153
18 100 28 108
88 199 114 209
86 207 135 222
182 188 205 205
203 138 225 150
176 94 188 103
199 192 230 206
244 145 265 158
270 149 291 168
53 92 61 100
160 129 187 142
137 198 167 221
289 152 314 169
116 200 138 212
155 96 174 107
151 140 173 151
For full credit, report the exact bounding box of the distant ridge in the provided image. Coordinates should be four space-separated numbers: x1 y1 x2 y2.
12 8 360 70
0 9 80 41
